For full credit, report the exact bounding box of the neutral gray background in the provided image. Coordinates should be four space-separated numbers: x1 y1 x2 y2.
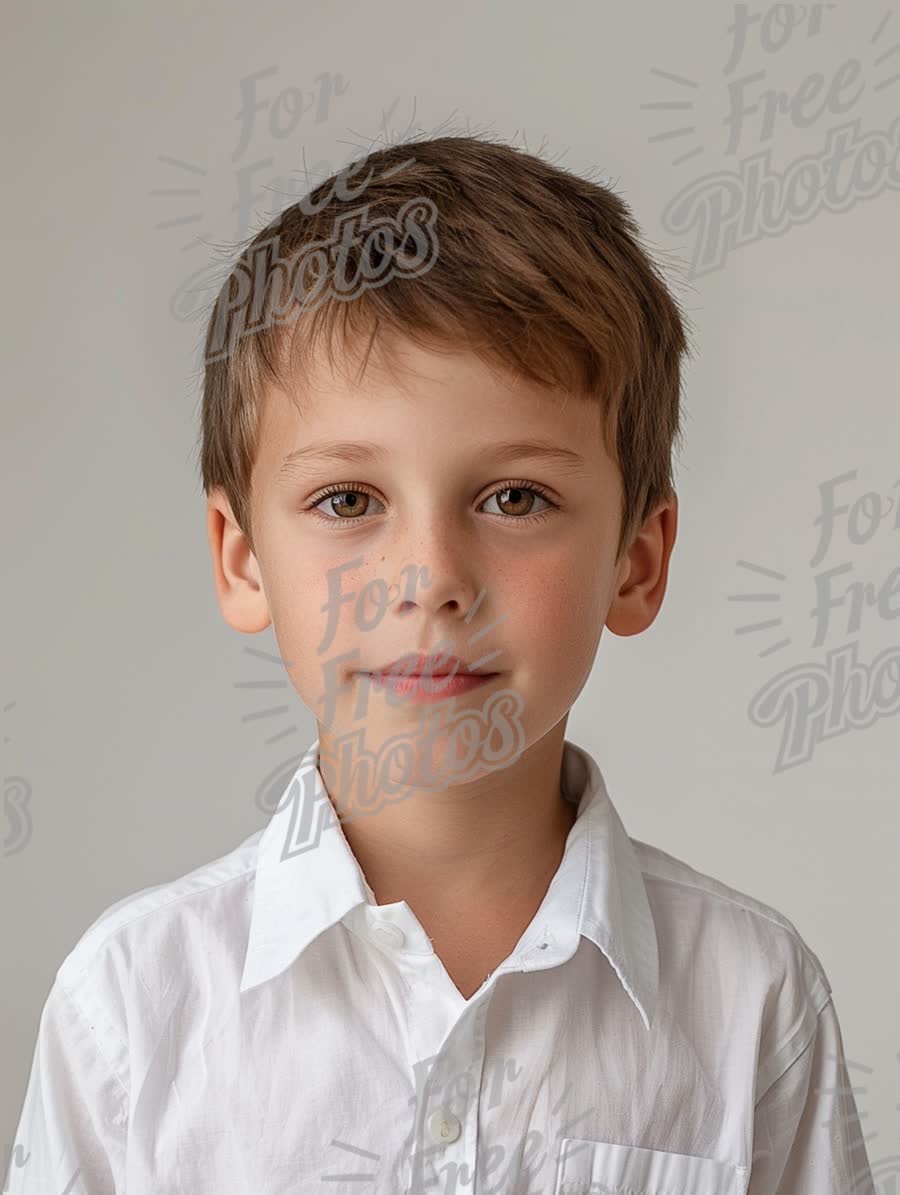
2 0 898 1169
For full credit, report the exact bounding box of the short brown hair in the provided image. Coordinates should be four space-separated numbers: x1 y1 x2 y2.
198 133 693 562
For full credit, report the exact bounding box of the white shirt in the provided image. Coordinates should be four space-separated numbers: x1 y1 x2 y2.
8 737 875 1194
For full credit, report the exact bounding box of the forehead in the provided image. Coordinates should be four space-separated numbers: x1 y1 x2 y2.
253 330 607 475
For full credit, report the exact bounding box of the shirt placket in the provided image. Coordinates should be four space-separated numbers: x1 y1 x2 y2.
364 902 566 1194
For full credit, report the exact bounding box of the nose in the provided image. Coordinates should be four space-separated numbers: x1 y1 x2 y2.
389 521 486 622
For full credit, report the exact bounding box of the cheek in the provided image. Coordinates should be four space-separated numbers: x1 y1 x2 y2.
270 558 388 685
262 566 329 683
518 553 608 671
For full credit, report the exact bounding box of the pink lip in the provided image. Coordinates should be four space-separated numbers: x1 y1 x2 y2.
364 670 500 703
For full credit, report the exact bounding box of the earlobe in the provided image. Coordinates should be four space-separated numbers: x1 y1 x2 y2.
205 490 272 634
605 495 678 637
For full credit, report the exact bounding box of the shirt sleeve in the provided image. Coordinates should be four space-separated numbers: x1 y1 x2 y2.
5 978 128 1194
748 993 875 1194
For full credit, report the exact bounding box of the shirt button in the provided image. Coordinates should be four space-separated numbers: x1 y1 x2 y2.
372 923 406 949
428 1110 461 1144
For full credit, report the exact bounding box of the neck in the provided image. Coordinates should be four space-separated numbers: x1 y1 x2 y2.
316 717 577 916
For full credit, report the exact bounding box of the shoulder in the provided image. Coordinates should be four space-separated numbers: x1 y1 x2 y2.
50 828 263 1086
58 828 262 988
631 837 834 1099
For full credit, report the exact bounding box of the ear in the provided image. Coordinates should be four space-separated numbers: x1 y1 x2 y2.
206 487 272 634
606 493 678 637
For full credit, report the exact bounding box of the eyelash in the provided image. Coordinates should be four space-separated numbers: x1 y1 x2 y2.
302 480 559 529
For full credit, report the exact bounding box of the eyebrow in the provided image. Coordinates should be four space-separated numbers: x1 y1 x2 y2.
276 438 588 480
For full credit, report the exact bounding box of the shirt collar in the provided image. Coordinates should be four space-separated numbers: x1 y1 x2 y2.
239 737 658 1030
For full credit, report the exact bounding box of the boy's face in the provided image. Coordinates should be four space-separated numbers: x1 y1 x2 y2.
208 332 676 793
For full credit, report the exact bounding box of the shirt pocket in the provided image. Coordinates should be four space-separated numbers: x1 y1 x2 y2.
554 1137 751 1195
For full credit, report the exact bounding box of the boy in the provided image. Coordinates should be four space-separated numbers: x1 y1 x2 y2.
8 135 875 1194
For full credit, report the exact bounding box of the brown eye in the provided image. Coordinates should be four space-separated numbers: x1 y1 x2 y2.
325 490 370 518
479 484 555 522
494 487 530 516
493 487 538 516
306 484 386 527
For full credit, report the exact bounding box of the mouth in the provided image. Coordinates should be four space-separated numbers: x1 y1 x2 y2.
366 651 501 679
